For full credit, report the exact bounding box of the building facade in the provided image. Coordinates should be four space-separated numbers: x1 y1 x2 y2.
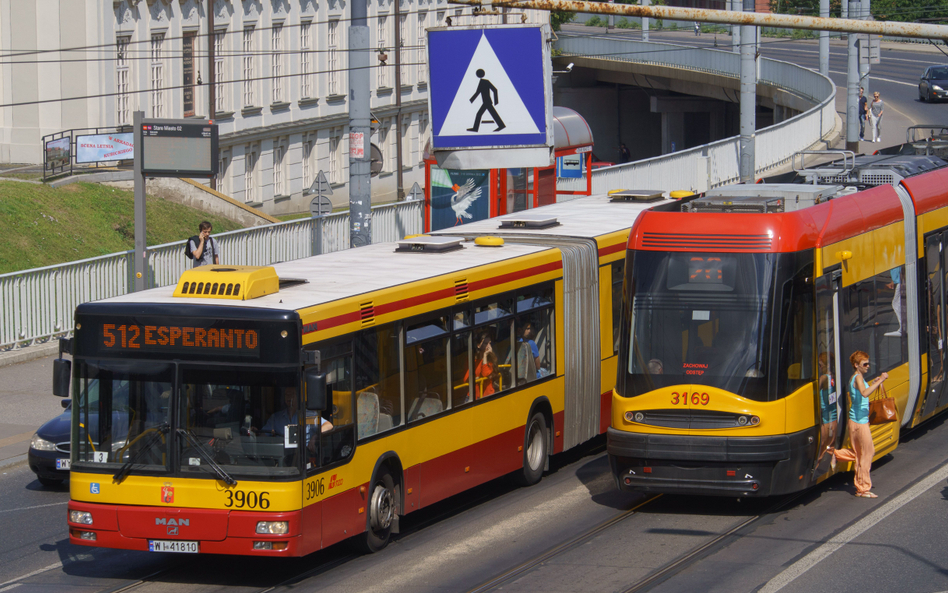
0 0 546 214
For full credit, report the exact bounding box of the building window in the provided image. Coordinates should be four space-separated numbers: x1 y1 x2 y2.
116 36 131 126
300 22 313 99
245 148 258 203
377 15 389 89
378 120 390 173
216 153 229 195
150 33 165 118
329 131 341 184
273 142 286 196
399 14 410 86
401 115 411 170
214 30 226 113
437 10 445 26
302 138 313 188
419 114 429 164
271 24 284 104
328 20 340 96
417 14 427 85
243 26 256 107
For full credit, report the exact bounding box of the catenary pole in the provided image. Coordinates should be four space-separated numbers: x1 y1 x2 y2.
739 0 755 182
349 0 372 247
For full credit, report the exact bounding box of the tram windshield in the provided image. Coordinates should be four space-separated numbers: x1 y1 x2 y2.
621 251 814 402
74 360 305 479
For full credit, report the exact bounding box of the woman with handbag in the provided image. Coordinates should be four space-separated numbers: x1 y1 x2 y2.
829 351 887 498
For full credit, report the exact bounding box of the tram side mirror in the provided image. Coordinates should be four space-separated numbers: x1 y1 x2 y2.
53 358 71 397
305 369 329 411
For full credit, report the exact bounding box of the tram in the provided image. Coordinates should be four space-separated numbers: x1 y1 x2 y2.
57 192 669 556
609 138 948 497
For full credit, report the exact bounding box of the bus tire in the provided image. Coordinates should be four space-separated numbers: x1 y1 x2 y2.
516 412 549 486
355 466 397 553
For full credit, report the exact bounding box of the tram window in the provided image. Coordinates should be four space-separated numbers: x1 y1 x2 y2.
776 263 814 393
406 317 449 422
841 268 907 375
313 341 355 470
612 260 625 355
355 326 402 439
452 331 473 407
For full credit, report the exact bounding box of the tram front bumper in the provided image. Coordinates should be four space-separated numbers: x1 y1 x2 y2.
607 426 819 497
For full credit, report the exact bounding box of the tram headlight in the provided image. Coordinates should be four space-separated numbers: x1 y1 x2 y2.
750 415 760 426
737 416 749 426
256 521 289 535
70 510 93 525
30 434 56 452
624 411 646 423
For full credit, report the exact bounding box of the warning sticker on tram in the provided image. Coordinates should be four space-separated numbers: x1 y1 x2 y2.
149 540 199 553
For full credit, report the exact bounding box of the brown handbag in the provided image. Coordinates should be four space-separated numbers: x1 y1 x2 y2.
868 384 898 425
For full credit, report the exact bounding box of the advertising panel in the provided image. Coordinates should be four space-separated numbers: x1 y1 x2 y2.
140 119 218 177
428 166 490 231
76 133 134 163
45 137 71 171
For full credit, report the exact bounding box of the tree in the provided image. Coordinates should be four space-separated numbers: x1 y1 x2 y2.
550 10 575 31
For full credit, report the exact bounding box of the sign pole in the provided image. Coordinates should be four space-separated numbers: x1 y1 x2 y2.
133 110 147 292
307 171 333 256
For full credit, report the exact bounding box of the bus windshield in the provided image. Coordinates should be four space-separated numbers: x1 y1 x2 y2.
74 360 304 479
623 251 777 401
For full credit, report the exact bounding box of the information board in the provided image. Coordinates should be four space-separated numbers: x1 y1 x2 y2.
140 119 218 177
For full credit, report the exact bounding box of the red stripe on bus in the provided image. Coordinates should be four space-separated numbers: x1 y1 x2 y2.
308 260 564 334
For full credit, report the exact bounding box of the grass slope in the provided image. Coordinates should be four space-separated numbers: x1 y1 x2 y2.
0 181 243 275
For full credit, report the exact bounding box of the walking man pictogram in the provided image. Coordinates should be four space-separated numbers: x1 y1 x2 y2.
467 69 506 133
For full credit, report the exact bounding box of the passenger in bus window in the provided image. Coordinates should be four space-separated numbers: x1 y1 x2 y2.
465 332 498 399
516 322 541 382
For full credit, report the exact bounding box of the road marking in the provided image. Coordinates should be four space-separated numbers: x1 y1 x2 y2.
828 70 916 87
0 501 68 514
0 584 21 592
759 460 948 593
0 562 63 589
0 432 36 449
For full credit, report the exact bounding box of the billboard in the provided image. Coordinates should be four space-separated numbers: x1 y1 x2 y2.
428 166 490 231
44 137 71 171
76 133 134 163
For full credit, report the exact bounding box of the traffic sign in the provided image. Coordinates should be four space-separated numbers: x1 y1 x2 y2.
310 195 332 217
408 182 424 201
304 170 333 197
858 34 881 65
427 25 553 161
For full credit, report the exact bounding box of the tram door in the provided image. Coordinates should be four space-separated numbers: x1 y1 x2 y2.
814 272 844 475
923 234 946 417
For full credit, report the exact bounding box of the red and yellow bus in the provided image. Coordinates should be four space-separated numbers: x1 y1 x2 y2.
609 147 948 496
59 192 671 556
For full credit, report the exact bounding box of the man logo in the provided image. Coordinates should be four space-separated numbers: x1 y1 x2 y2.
155 518 190 526
168 526 179 536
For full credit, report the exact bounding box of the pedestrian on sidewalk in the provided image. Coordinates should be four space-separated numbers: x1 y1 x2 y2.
858 87 868 141
869 91 884 143
188 221 220 268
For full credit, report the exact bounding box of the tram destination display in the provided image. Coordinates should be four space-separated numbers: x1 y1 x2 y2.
140 118 218 177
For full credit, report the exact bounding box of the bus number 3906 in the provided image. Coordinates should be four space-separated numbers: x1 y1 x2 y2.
670 392 710 406
306 478 326 501
224 490 270 509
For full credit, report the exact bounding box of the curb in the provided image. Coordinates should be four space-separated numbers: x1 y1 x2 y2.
0 342 61 369
0 455 28 470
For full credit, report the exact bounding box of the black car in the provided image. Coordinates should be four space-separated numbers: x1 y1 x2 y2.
28 399 72 487
919 65 948 102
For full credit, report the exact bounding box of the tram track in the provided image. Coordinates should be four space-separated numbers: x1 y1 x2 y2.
462 490 809 593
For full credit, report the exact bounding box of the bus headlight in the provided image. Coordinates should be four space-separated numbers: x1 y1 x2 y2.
30 434 56 452
70 510 93 525
256 521 288 535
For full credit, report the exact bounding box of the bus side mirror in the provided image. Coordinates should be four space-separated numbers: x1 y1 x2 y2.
53 358 71 397
305 369 329 411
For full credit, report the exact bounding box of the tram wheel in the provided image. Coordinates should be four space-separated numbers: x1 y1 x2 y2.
516 412 549 487
355 466 397 553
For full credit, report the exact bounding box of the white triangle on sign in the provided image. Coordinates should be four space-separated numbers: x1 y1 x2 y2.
438 32 541 138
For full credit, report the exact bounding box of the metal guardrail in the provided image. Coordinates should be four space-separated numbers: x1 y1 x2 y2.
556 36 836 195
2 37 834 352
0 199 423 350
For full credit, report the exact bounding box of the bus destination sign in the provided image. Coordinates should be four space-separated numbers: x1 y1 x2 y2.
98 322 260 358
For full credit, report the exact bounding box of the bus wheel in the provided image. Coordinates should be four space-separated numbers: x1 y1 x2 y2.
516 412 549 486
357 467 397 553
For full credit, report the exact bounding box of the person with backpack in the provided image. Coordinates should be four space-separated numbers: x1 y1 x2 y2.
186 221 220 267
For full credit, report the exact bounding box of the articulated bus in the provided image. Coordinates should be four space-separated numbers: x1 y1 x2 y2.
609 143 948 497
58 192 671 556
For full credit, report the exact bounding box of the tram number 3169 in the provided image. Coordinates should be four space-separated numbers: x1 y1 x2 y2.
670 392 710 406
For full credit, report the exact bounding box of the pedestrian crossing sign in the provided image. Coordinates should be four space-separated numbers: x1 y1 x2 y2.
427 24 553 168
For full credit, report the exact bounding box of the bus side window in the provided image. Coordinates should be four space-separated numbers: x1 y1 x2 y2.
355 326 402 438
313 341 355 470
516 286 555 383
452 331 472 407
405 317 449 423
612 260 625 355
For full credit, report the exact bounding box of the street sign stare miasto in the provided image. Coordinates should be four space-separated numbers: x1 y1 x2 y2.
427 24 554 170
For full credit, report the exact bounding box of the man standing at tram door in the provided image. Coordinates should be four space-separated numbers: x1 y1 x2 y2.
886 267 905 337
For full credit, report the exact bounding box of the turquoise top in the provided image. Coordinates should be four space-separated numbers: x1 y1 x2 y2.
819 374 838 423
849 374 870 424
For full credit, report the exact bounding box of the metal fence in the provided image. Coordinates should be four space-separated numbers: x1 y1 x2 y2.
0 199 423 350
2 37 834 352
556 36 836 195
